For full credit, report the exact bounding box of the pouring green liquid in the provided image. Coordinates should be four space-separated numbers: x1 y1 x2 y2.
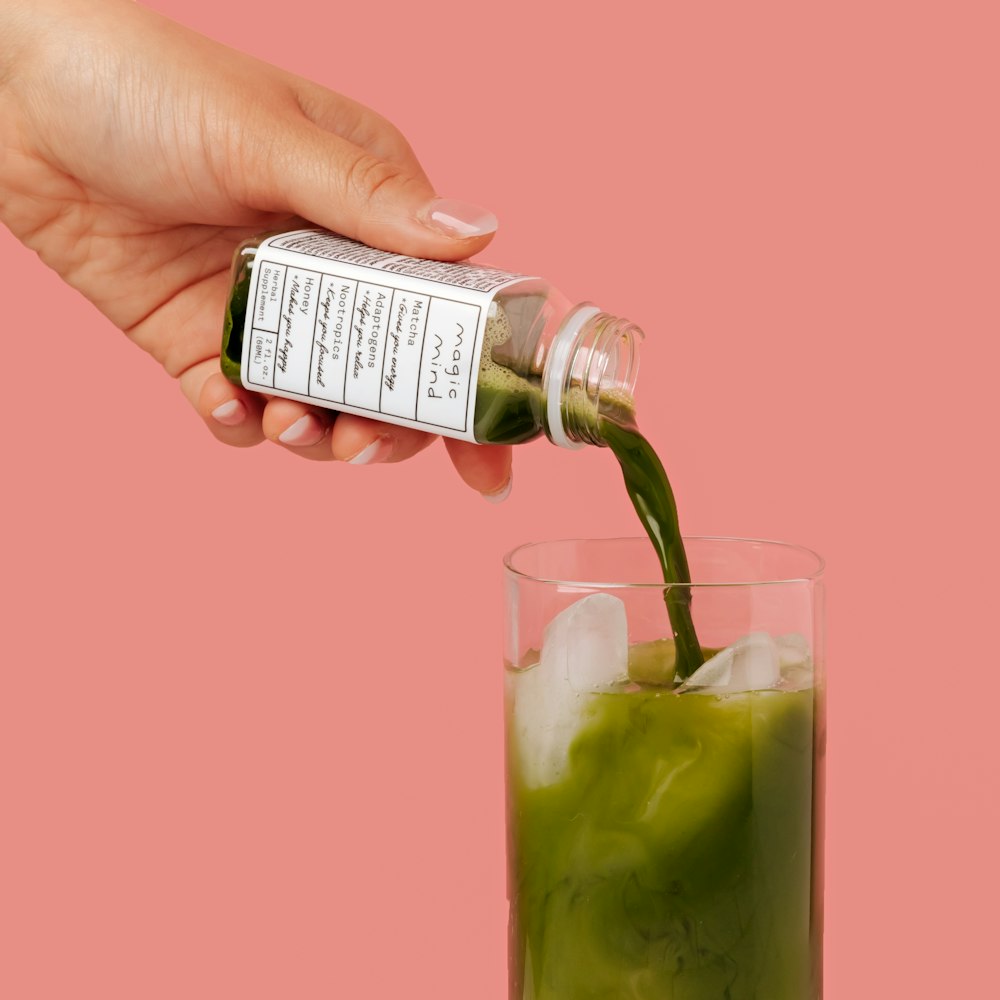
472 352 704 678
226 273 704 675
597 413 704 678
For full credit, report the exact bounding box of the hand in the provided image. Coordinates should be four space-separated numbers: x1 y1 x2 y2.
0 0 512 499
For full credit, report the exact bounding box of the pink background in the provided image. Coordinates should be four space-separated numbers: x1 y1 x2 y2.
2 1 997 996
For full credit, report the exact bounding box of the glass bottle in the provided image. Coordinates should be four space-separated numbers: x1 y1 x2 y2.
221 229 643 448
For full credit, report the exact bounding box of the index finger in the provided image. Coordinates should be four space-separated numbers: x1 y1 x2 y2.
289 79 430 180
444 439 513 502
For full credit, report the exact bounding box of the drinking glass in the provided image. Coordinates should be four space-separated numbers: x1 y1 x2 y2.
504 537 825 999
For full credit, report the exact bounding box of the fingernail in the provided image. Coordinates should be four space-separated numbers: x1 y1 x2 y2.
482 472 513 504
278 414 325 446
419 197 498 239
346 437 394 465
211 399 246 426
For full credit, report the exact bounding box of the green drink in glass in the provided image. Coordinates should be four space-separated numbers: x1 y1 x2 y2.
504 538 824 999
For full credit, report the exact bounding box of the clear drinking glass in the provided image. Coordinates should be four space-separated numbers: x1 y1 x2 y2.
503 537 825 1000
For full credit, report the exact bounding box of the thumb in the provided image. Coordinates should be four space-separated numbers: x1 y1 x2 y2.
252 120 498 261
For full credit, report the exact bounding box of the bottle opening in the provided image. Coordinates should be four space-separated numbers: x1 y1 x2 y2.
542 307 643 448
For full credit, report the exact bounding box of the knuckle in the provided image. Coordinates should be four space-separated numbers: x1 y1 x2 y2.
343 152 403 203
367 114 411 156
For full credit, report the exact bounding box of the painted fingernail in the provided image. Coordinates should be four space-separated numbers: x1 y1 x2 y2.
419 197 498 239
278 414 325 446
482 472 513 504
211 399 246 426
346 437 394 465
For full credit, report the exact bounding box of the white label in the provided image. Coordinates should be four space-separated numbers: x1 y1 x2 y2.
240 230 530 441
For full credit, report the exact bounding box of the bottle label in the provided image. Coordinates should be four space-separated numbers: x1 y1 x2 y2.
240 229 529 442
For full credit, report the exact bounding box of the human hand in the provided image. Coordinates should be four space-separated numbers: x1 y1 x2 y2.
0 0 512 499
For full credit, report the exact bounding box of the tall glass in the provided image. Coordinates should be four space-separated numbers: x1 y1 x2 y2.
503 537 825 1000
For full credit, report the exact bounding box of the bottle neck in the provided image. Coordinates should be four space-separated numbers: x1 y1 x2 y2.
541 305 643 448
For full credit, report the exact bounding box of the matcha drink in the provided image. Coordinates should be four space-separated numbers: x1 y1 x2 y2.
508 688 816 998
504 541 824 1000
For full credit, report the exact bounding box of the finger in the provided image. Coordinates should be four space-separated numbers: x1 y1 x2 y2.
246 118 498 261
180 360 266 448
444 439 513 501
261 397 337 461
328 413 435 465
290 81 429 179
382 428 436 464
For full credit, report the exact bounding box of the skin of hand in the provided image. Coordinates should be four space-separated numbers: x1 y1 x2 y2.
0 0 513 499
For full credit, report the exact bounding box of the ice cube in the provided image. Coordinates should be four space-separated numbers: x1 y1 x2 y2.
509 594 628 788
775 632 811 668
545 593 629 693
677 631 781 693
775 632 814 689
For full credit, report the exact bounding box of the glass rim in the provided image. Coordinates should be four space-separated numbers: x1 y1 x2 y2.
503 535 825 589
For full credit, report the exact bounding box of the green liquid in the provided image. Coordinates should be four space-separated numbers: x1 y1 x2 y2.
475 372 705 679
221 264 250 385
598 416 704 678
507 664 820 1000
472 380 544 446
